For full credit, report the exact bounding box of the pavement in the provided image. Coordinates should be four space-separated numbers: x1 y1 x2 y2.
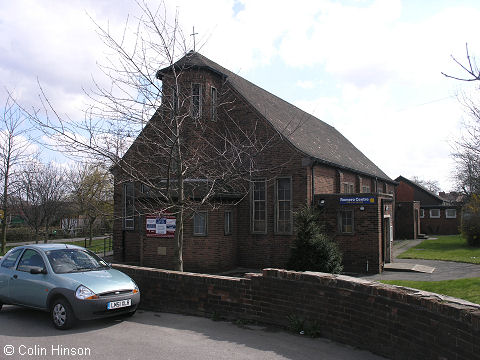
0 307 386 360
362 238 480 281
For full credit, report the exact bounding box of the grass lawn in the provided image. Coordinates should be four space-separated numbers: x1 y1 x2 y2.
381 278 480 305
397 234 480 264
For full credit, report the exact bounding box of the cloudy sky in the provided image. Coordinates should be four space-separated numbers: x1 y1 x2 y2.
1 0 480 191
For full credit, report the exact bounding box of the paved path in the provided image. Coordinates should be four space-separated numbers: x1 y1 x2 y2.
0 307 385 360
362 239 480 281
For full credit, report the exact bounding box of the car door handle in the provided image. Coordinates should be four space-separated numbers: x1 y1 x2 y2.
12 275 17 279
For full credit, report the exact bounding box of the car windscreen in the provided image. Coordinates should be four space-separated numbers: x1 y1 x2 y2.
45 249 110 274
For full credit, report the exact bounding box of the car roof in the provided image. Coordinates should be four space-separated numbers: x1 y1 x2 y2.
18 243 85 252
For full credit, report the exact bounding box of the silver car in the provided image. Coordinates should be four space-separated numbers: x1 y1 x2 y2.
0 244 140 329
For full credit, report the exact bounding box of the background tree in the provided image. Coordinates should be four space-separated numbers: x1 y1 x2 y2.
442 43 480 197
411 176 441 194
16 162 66 243
68 163 113 245
0 93 32 253
23 1 297 271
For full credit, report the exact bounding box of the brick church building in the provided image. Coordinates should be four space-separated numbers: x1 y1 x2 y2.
112 51 396 274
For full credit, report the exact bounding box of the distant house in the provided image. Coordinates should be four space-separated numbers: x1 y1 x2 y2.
395 176 461 237
112 51 396 274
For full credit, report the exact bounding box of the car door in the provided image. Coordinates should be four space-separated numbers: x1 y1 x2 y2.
0 248 24 302
9 249 51 309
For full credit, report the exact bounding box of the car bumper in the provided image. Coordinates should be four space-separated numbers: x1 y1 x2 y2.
69 292 140 320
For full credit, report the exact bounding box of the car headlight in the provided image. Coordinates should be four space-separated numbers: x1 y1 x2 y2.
132 283 139 294
75 285 99 300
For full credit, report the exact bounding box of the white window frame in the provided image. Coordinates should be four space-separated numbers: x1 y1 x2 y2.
224 210 232 235
251 179 267 234
123 182 134 230
445 209 457 219
275 177 292 234
429 209 440 219
191 83 202 118
343 182 354 194
420 209 424 218
193 211 208 236
361 185 370 193
211 86 217 121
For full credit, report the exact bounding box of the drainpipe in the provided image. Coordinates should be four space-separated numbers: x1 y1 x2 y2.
311 161 315 205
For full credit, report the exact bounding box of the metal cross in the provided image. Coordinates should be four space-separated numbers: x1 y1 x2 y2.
190 26 198 52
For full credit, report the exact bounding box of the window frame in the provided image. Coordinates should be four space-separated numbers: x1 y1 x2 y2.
251 179 267 234
16 249 46 273
420 209 424 218
1 248 23 269
445 209 457 219
429 209 440 219
191 83 202 118
123 182 135 230
361 185 370 193
224 210 232 235
338 210 354 234
275 176 293 234
342 182 354 194
193 211 208 236
211 86 217 121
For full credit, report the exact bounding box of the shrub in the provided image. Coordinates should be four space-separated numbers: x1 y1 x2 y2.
462 195 480 247
287 205 343 273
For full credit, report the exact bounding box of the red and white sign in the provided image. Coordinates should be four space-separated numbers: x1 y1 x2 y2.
146 212 176 238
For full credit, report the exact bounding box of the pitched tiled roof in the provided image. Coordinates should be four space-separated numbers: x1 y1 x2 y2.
395 176 445 203
158 52 393 182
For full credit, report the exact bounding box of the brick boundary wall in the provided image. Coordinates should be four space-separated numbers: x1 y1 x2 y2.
113 264 480 360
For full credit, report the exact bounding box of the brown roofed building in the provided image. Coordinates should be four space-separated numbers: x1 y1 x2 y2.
113 51 396 274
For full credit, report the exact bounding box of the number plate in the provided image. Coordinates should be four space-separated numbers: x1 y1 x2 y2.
107 299 131 310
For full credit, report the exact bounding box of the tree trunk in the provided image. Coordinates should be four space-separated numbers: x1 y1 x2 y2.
89 220 93 246
44 221 49 243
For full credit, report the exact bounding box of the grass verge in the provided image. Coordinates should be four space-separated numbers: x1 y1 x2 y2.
381 278 480 305
397 235 480 264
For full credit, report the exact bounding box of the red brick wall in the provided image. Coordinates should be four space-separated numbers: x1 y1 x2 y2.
395 202 421 239
114 265 480 360
421 207 461 235
395 181 414 202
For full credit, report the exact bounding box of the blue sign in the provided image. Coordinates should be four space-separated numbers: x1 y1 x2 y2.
339 196 376 205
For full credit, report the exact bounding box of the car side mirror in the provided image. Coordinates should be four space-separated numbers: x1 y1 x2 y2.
30 266 47 275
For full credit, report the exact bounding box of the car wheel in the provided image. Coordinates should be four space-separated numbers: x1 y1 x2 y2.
51 298 76 330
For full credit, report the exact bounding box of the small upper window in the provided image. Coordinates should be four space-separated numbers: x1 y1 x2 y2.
430 209 440 218
361 185 370 193
343 182 354 194
445 209 457 219
420 209 424 218
192 83 202 118
193 211 207 236
211 86 217 121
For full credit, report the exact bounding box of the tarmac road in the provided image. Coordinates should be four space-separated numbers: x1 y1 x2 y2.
0 306 385 360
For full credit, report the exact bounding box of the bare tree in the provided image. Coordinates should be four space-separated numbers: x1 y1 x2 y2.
68 163 113 245
0 93 32 253
16 162 67 243
22 1 298 270
443 43 480 196
411 176 441 194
